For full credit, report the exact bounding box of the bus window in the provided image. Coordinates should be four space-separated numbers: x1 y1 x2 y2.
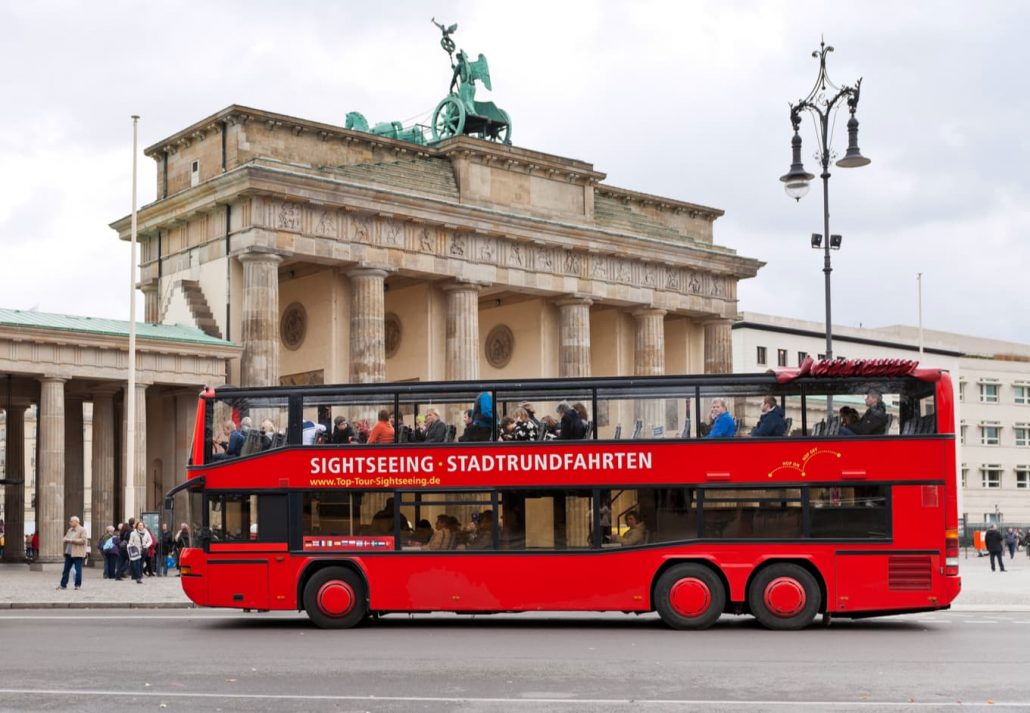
498 490 593 550
213 394 289 456
809 485 890 539
802 379 935 437
304 491 365 537
207 493 258 541
397 491 493 549
701 488 803 539
601 488 697 545
595 386 694 441
496 388 593 441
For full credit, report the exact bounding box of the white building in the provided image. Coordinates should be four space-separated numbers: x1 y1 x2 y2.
732 312 1030 527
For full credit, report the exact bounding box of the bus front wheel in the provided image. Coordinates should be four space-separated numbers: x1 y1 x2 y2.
654 563 725 630
748 563 820 630
303 567 367 629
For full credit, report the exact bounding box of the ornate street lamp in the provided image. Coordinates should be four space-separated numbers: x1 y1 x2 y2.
780 40 870 361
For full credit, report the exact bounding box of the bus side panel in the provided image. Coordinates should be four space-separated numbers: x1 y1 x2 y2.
206 560 271 609
362 553 655 612
833 553 943 614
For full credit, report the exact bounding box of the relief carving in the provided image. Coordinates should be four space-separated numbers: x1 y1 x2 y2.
277 202 301 231
563 250 582 275
643 264 658 287
508 243 524 267
688 271 702 294
384 312 402 359
536 247 554 271
666 268 682 291
615 258 632 283
352 216 372 243
418 227 435 253
314 209 337 236
485 324 515 369
450 233 466 257
280 302 307 351
477 237 496 262
382 221 403 247
591 256 607 279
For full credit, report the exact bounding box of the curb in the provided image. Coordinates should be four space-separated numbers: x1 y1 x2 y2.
0 602 195 610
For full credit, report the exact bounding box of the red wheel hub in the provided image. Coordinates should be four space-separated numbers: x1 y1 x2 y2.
763 577 806 617
669 577 712 618
317 581 355 617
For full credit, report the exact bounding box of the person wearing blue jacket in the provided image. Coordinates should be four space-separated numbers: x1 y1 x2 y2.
705 399 737 438
749 396 787 437
473 391 493 429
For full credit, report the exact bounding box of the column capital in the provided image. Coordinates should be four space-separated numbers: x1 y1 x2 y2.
440 279 487 293
631 307 668 319
702 316 735 327
554 294 593 308
346 266 390 280
237 248 285 265
138 279 158 294
39 375 68 384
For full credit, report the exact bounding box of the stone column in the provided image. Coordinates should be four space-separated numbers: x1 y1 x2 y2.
122 382 148 520
38 377 66 563
703 319 734 374
140 280 159 324
348 268 388 384
2 405 26 562
556 296 592 378
90 390 116 537
239 250 283 387
443 282 481 382
63 396 84 526
633 309 666 437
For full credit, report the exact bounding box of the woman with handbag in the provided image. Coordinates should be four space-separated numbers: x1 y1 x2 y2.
127 521 153 584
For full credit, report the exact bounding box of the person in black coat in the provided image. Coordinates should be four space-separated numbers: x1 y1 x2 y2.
750 396 787 437
327 416 355 444
422 408 448 443
842 390 889 435
984 524 1006 572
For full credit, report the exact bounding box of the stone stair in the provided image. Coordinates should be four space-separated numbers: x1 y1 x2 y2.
326 158 459 201
177 280 222 339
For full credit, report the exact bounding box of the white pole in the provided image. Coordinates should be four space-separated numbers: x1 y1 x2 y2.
126 115 140 520
917 272 924 355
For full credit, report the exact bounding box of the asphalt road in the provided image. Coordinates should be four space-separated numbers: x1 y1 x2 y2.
1 610 1028 712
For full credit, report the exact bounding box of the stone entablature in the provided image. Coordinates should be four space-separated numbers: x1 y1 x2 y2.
115 157 759 319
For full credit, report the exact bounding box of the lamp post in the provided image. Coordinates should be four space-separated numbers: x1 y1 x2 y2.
780 40 870 361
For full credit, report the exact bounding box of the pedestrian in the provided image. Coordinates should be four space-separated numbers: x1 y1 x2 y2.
159 523 173 576
57 516 88 590
1005 528 1018 559
116 520 133 580
1025 528 1030 559
127 521 153 583
99 525 119 579
985 523 1006 573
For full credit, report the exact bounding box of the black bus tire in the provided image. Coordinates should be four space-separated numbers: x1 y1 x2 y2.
748 563 820 630
654 563 725 630
303 567 368 629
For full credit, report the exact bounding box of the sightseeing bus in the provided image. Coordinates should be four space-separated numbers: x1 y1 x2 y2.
166 358 960 630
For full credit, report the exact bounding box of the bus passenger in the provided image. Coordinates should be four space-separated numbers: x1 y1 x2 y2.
259 419 279 450
368 409 395 444
466 511 494 549
557 401 587 439
421 408 448 443
457 409 475 442
511 407 539 441
841 390 888 436
573 402 592 438
612 511 647 546
749 396 787 437
422 515 456 550
839 406 860 431
328 415 355 444
704 400 737 438
519 402 542 434
540 415 560 439
499 416 516 441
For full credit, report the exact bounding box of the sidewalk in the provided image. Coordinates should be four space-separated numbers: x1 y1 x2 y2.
0 553 1027 610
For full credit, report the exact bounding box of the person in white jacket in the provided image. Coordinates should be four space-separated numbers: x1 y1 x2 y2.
128 521 153 583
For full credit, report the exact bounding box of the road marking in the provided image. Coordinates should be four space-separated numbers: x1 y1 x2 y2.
0 688 1021 708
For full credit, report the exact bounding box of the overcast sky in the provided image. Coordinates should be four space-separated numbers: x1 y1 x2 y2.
1 1 1027 344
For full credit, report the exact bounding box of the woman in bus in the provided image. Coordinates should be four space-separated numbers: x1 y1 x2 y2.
511 407 539 441
612 511 647 547
422 514 456 550
498 416 517 441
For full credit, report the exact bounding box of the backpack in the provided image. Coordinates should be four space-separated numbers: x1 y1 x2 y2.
102 536 116 553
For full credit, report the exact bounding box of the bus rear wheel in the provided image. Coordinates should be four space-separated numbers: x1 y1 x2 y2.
303 567 367 629
748 564 820 630
655 564 725 630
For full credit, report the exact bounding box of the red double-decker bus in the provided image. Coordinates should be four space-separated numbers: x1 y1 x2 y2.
166 359 960 630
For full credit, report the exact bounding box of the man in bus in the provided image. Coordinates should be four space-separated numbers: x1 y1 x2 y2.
841 390 889 436
612 511 647 546
705 399 736 438
749 396 787 437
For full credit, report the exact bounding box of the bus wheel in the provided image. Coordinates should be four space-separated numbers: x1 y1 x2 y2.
655 564 725 630
303 567 367 629
748 564 820 631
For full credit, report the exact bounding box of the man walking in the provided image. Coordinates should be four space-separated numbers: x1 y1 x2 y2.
985 524 1006 573
57 516 88 590
1005 528 1018 559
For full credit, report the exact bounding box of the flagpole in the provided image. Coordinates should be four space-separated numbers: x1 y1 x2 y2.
126 115 140 520
917 272 924 355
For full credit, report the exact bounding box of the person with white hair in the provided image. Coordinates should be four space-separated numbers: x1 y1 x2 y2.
57 516 88 590
422 408 448 443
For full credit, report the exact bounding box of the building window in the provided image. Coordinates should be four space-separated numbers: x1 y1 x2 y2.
981 467 1002 488
1016 468 1030 489
817 354 826 361
961 466 968 488
1015 385 1030 405
979 383 999 403
756 346 767 366
1016 425 1029 448
958 381 966 402
797 351 808 366
980 425 1000 446
776 349 787 367
960 425 967 446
